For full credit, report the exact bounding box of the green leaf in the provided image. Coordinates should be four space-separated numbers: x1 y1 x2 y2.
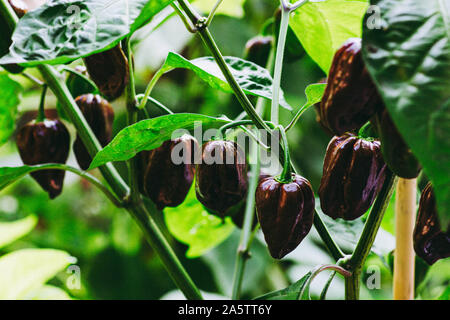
0 0 174 67
193 0 245 18
0 73 23 146
362 0 450 227
290 0 368 73
161 52 292 110
255 272 312 300
89 113 230 169
303 83 326 109
0 215 38 249
27 285 73 300
164 185 234 258
0 248 72 299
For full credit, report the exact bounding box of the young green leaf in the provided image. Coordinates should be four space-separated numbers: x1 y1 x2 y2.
0 215 38 249
0 249 72 299
164 185 234 258
0 73 23 146
161 52 293 110
290 0 368 73
0 0 174 67
363 0 450 227
89 113 231 169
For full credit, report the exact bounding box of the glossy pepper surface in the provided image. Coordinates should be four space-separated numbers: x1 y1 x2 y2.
256 174 315 259
83 45 129 101
144 135 198 210
318 133 386 220
319 38 383 135
376 108 421 179
73 94 114 170
16 119 70 199
413 183 450 265
195 141 248 218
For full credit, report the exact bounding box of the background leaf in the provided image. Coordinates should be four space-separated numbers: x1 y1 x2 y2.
193 0 246 18
362 0 450 227
164 185 234 258
27 285 73 300
0 215 38 249
0 73 23 146
255 271 312 300
89 113 230 169
0 0 174 66
162 52 292 110
0 248 72 299
290 0 368 73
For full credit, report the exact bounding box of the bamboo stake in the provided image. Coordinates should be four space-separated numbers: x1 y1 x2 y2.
393 178 417 300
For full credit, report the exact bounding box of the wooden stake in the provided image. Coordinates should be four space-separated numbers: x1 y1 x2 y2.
393 178 417 300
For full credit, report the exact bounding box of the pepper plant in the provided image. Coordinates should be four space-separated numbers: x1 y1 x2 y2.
0 0 448 300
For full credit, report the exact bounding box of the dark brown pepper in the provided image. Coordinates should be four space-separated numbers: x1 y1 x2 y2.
318 133 386 220
256 174 315 259
16 119 70 199
144 135 198 210
195 140 248 218
413 183 450 265
375 108 421 179
73 94 114 170
244 36 273 67
319 38 383 135
83 45 129 101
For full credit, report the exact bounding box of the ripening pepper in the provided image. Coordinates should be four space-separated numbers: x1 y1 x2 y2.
144 135 198 210
73 94 114 170
318 133 386 220
413 183 450 265
195 140 248 218
375 108 421 179
319 38 383 135
16 119 70 199
83 45 129 101
244 36 273 67
256 174 315 259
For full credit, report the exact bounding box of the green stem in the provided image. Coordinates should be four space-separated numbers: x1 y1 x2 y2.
136 94 174 115
138 66 167 110
36 85 47 122
206 0 223 26
345 169 397 300
277 126 292 182
271 5 289 125
313 211 346 261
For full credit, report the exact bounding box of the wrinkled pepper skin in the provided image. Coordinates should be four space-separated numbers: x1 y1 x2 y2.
319 38 383 135
83 45 129 101
195 141 248 218
73 94 114 170
413 183 450 265
144 135 198 210
16 119 70 199
244 36 273 67
256 174 315 259
318 134 386 220
376 108 421 179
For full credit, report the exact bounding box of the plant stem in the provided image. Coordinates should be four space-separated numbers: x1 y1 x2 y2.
393 178 417 300
277 126 292 182
345 169 397 300
36 84 47 122
271 5 289 125
313 212 345 261
138 66 167 110
206 0 223 26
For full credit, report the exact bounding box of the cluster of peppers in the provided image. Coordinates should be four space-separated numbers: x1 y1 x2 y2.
11 1 448 264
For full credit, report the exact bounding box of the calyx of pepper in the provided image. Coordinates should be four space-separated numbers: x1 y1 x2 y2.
256 174 315 259
195 140 248 218
375 108 421 179
144 135 198 210
73 94 114 170
318 133 386 220
319 38 383 135
16 119 70 199
413 183 450 265
83 45 129 101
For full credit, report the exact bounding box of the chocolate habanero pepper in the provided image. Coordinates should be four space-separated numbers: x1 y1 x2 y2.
319 38 383 135
144 135 198 210
318 133 386 220
256 174 315 259
195 140 248 218
16 119 70 199
83 45 129 101
413 183 450 265
375 108 421 179
73 94 114 170
244 36 273 67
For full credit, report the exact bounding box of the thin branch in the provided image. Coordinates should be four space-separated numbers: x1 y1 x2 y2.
206 0 223 26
